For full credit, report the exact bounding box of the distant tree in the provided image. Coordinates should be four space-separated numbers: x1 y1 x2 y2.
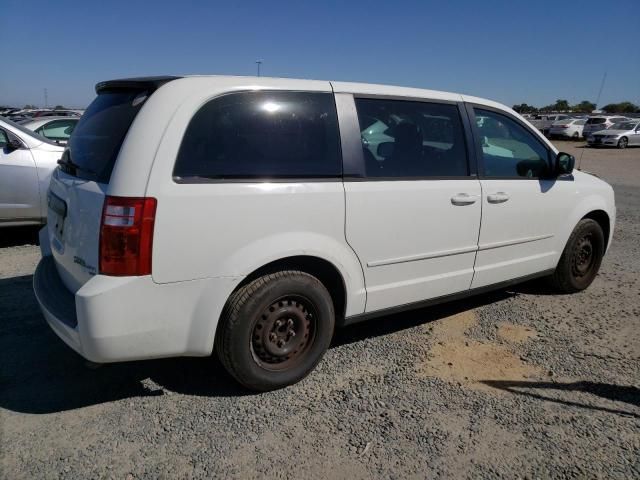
602 102 639 113
513 103 537 114
54 105 66 110
553 99 570 111
23 104 36 109
572 101 596 113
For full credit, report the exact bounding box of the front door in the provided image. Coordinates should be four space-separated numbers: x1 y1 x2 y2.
469 106 574 288
0 129 41 223
342 96 482 313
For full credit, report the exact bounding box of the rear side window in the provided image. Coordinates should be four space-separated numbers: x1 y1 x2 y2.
173 91 341 181
65 90 148 182
355 98 468 178
38 119 77 141
586 118 606 125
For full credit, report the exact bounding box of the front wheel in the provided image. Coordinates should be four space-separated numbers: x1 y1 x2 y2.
216 271 335 391
550 219 605 293
618 137 628 149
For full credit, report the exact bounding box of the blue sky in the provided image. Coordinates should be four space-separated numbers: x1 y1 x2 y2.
2 0 638 108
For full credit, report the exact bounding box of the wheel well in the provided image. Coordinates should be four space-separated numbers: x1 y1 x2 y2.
582 210 610 249
233 256 347 320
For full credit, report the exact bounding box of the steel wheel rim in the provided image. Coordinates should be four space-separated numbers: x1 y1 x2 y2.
572 234 595 278
251 295 317 371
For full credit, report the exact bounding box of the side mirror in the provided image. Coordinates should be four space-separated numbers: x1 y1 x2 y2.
6 138 22 151
556 152 575 176
377 142 394 158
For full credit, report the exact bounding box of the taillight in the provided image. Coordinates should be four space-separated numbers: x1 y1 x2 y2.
99 196 157 276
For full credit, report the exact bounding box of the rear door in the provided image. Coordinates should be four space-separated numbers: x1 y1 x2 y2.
47 87 153 292
339 94 482 313
0 128 41 223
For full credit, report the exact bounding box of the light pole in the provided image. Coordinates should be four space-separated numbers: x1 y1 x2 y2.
256 60 263 77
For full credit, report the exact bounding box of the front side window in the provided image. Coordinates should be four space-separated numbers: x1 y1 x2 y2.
174 91 341 180
0 129 8 148
474 108 550 178
355 98 468 178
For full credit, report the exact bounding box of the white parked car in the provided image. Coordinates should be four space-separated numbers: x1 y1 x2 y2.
549 118 586 139
22 116 79 145
582 115 628 139
0 116 65 226
34 76 616 391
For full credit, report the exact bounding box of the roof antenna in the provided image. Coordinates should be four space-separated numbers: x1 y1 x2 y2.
578 71 607 170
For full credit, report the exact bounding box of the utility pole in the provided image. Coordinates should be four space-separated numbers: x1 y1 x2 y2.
256 60 263 77
44 88 48 108
595 72 607 109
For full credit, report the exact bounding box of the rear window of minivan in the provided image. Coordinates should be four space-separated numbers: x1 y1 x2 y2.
64 90 148 183
173 91 341 181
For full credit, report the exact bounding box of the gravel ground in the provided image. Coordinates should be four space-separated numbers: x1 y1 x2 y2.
1 141 639 479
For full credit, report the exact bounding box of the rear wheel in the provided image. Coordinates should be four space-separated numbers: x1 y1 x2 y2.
618 137 628 149
550 219 605 293
216 271 335 391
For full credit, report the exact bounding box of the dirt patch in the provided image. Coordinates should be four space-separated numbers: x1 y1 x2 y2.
419 311 542 391
497 322 537 343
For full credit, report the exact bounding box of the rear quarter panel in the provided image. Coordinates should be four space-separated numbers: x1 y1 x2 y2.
139 78 367 317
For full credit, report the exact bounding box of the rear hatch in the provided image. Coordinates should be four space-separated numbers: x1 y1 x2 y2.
47 77 177 293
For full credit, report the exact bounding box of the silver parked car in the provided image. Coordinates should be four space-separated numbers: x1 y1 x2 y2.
582 116 628 139
0 117 64 226
21 116 79 145
587 119 640 148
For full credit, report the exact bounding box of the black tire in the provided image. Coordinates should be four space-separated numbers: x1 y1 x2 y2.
618 137 628 149
550 219 605 293
215 271 335 391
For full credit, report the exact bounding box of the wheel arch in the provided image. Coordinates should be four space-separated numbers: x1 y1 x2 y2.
582 209 611 250
232 255 348 321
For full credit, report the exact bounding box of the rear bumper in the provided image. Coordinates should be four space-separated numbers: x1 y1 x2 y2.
33 256 82 353
33 255 242 363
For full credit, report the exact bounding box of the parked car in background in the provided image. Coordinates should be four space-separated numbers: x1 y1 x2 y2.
529 114 573 136
22 117 79 145
32 110 81 118
582 116 629 139
0 117 64 226
549 118 586 139
34 75 615 391
587 119 640 148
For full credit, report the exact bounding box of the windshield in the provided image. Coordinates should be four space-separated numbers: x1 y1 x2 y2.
66 90 148 183
612 122 638 130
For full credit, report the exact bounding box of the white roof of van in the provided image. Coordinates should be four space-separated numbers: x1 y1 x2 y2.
173 75 512 113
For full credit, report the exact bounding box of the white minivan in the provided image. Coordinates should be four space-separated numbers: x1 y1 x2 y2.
34 76 616 390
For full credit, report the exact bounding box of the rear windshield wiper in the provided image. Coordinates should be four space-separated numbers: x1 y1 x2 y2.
57 157 98 176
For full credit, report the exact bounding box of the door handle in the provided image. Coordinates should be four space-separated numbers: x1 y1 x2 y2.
451 193 478 206
487 192 510 204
